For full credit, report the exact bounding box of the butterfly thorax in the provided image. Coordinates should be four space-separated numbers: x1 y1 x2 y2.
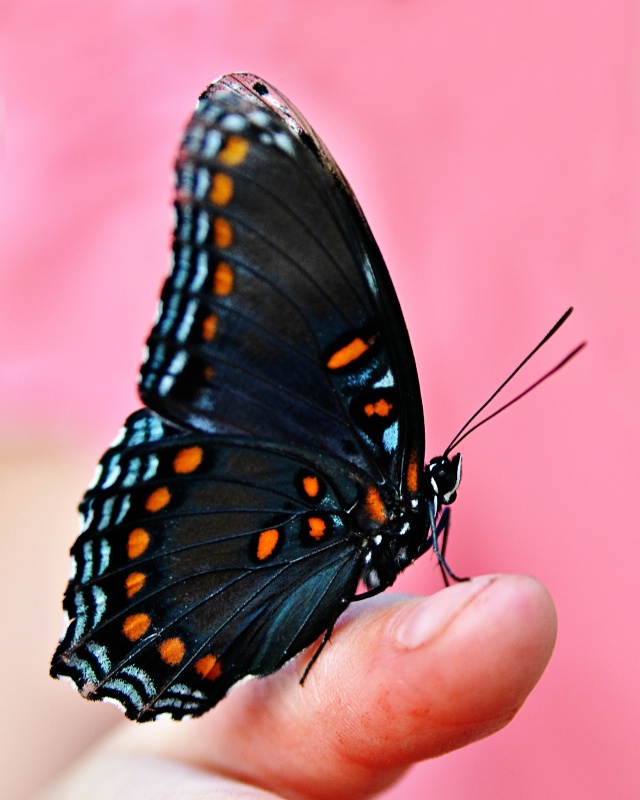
356 452 462 592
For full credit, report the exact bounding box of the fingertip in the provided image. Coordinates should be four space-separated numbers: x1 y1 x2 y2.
299 573 558 766
376 574 557 748
391 574 501 650
391 573 557 669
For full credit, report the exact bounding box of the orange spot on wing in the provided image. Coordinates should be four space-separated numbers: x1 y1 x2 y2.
213 217 233 248
127 528 150 559
257 528 279 560
364 486 387 525
213 262 234 295
123 613 151 641
203 365 216 381
218 135 249 166
407 453 419 494
302 475 320 498
158 637 186 666
125 571 146 598
202 313 218 341
173 446 204 474
364 398 394 417
195 653 222 681
308 517 326 540
210 172 233 206
327 337 370 369
145 487 171 512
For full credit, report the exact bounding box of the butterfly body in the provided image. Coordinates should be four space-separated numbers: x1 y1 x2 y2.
51 74 462 721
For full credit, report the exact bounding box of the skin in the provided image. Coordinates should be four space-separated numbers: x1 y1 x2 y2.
39 574 556 800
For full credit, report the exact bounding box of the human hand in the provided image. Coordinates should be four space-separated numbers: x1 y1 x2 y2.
41 574 556 800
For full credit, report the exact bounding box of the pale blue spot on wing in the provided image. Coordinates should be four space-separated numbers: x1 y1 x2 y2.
158 374 176 396
201 129 222 158
80 501 94 533
247 109 270 128
183 123 205 153
115 495 131 525
71 591 88 643
143 454 159 481
173 245 193 290
382 421 399 453
198 102 224 124
91 585 107 626
158 294 182 336
273 130 295 156
373 369 395 389
102 456 121 489
168 350 188 375
220 113 247 132
191 251 209 290
176 203 193 241
81 542 94 583
98 538 111 575
194 167 211 199
195 210 210 244
121 457 141 488
97 497 116 531
175 299 197 343
177 162 196 195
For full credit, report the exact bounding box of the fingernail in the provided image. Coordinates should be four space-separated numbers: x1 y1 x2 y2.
393 575 499 650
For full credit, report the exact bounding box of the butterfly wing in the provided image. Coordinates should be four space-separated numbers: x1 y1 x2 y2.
52 75 431 720
139 73 425 487
51 410 365 720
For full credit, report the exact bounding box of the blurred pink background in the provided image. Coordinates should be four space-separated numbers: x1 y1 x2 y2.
1 1 638 798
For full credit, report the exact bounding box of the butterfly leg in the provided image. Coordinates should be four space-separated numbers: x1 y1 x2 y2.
299 608 350 687
429 504 470 585
351 584 387 602
299 576 385 684
299 625 332 685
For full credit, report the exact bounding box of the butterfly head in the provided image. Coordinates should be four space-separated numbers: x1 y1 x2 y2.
426 453 462 506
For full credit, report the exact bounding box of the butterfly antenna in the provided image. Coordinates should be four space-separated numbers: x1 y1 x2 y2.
444 308 585 455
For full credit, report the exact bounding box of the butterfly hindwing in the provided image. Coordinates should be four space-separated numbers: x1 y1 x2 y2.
52 410 366 720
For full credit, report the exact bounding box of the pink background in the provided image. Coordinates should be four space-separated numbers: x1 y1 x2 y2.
1 2 638 798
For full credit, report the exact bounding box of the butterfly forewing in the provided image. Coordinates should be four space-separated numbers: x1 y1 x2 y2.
139 73 424 486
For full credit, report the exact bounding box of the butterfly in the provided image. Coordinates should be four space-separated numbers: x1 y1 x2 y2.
50 73 578 722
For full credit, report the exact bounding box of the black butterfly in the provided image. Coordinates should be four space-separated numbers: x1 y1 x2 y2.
51 73 576 722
